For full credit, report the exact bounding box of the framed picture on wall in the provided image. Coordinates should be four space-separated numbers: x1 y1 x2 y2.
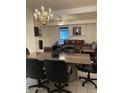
73 27 81 36
34 27 39 37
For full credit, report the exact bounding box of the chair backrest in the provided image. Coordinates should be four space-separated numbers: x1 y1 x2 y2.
52 45 61 52
44 60 69 83
52 41 63 52
93 63 97 73
91 42 97 50
26 58 44 79
52 45 62 57
64 45 75 53
93 55 97 72
26 48 30 55
91 55 97 73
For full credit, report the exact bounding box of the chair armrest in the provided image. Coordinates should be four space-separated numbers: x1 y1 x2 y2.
68 66 72 74
80 47 95 53
83 43 92 47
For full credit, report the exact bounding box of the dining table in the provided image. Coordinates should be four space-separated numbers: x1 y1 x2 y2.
27 52 91 81
27 52 91 65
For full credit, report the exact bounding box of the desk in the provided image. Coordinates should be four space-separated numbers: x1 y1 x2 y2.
27 52 91 65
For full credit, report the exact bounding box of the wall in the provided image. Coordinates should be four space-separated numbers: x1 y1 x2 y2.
85 23 97 43
26 8 36 52
41 26 59 47
35 23 96 51
69 23 97 43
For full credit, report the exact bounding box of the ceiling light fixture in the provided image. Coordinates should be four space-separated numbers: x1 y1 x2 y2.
33 0 53 25
58 17 65 25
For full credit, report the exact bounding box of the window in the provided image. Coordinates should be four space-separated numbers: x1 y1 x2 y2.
59 27 69 45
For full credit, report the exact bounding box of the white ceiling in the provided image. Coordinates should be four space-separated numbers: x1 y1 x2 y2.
27 0 97 11
53 12 97 21
27 0 97 24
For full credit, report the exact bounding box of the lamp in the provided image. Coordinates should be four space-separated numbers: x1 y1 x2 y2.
33 0 53 25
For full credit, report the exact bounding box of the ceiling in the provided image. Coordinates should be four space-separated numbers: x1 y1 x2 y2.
27 0 97 11
27 0 97 24
53 12 97 21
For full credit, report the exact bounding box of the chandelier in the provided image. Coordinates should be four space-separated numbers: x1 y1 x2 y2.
33 0 53 25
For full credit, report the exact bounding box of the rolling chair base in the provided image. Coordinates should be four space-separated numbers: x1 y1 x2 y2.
79 72 97 88
48 83 71 93
28 79 49 93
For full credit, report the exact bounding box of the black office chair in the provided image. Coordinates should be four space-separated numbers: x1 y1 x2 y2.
26 58 49 93
26 48 30 78
26 48 30 56
44 60 72 93
51 45 61 57
77 57 97 88
63 45 75 74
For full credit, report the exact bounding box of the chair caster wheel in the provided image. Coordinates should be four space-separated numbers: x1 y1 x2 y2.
47 88 49 91
65 83 68 87
35 89 38 93
54 83 57 87
82 83 85 87
79 77 82 79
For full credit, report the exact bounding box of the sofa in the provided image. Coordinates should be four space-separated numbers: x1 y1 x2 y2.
64 40 84 53
80 41 97 61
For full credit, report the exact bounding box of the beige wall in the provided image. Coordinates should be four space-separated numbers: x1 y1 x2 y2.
26 8 36 52
41 26 59 47
85 23 97 43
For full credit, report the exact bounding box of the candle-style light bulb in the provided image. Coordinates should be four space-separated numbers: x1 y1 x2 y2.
51 14 53 19
35 9 38 13
49 8 51 12
45 12 48 16
41 6 44 11
34 13 37 20
38 11 40 15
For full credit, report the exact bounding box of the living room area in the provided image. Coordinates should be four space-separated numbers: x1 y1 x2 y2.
27 0 97 53
32 23 97 53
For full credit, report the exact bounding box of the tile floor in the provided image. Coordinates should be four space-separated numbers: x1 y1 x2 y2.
26 71 97 93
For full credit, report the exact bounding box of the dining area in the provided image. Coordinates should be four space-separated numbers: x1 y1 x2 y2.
26 46 97 93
